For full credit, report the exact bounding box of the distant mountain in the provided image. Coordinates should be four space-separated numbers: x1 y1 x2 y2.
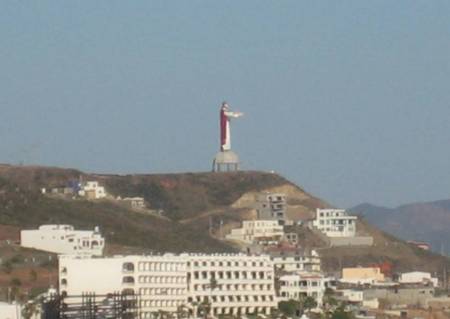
350 200 450 253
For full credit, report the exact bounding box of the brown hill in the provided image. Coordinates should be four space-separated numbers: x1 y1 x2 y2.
0 164 448 276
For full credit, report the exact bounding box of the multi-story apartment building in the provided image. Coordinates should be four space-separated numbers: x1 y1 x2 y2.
185 254 276 316
256 193 287 223
271 250 321 273
278 272 334 306
21 225 104 256
312 209 357 237
226 220 284 245
59 253 277 318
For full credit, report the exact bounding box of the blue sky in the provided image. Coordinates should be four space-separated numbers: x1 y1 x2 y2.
1 1 449 207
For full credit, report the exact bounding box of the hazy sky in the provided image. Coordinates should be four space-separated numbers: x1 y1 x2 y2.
1 1 449 208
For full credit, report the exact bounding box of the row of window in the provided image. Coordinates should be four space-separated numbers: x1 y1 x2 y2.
193 283 272 291
279 280 321 287
136 260 271 270
138 276 186 284
281 291 319 298
319 220 353 225
318 211 345 217
191 270 270 280
189 260 268 268
189 295 275 303
320 226 354 232
138 262 186 272
140 288 186 296
140 300 183 308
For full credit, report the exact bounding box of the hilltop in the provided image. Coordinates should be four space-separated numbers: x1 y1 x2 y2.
0 164 448 276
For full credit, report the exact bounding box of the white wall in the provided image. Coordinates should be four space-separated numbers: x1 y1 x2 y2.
0 303 22 319
399 272 438 287
59 256 124 296
278 273 330 306
21 225 104 256
59 254 278 317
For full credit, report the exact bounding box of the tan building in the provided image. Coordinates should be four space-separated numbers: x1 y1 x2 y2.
341 267 385 285
226 220 284 245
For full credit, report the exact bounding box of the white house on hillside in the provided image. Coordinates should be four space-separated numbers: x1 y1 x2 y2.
312 209 357 237
78 181 107 199
21 224 104 256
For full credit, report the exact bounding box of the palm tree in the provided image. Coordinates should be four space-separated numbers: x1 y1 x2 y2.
301 296 318 314
322 288 338 318
177 305 189 319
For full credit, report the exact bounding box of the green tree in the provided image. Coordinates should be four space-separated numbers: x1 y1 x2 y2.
301 296 318 313
330 306 354 319
323 288 338 309
176 304 189 319
278 300 301 317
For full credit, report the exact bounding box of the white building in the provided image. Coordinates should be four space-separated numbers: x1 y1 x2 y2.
78 181 106 199
59 253 277 318
312 209 357 237
226 220 284 244
122 197 146 209
399 271 438 287
278 272 333 306
0 302 22 319
340 289 364 302
21 225 104 256
272 250 321 273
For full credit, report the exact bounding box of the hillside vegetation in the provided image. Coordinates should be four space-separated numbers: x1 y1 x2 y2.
0 164 448 275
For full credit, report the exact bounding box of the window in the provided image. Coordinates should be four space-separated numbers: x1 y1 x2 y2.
123 262 135 272
122 276 135 284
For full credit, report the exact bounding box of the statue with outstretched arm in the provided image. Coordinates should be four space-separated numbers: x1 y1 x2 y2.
220 102 243 151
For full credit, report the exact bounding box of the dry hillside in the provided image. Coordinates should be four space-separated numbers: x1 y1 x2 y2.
0 164 448 276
